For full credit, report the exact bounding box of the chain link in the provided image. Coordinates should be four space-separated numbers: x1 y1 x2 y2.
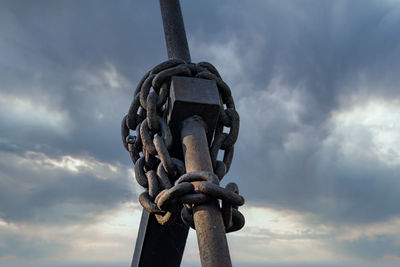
121 59 244 231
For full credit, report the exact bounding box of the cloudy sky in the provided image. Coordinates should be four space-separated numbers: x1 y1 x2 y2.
1 0 400 266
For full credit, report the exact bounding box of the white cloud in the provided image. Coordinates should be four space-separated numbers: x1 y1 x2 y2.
326 98 400 166
0 203 141 264
85 62 131 91
0 93 71 134
190 36 242 77
22 151 119 178
183 206 351 265
336 216 400 242
228 206 345 264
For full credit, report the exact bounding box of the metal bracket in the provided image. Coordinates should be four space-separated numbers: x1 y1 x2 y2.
168 76 220 156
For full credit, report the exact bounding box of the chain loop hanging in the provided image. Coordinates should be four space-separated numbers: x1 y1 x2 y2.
121 59 244 231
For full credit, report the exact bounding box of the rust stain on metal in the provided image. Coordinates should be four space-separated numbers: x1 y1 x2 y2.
181 116 232 267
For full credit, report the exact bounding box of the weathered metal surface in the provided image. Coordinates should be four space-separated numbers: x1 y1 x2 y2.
121 0 244 266
168 76 220 130
122 59 245 266
131 211 188 267
168 76 220 155
181 116 232 266
159 0 191 62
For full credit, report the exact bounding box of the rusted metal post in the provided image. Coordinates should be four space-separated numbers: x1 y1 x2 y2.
127 1 242 266
131 1 232 266
181 116 232 267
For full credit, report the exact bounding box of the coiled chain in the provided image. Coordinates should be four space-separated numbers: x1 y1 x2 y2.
121 59 244 232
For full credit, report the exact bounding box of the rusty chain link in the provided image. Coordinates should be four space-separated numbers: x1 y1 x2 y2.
121 59 244 232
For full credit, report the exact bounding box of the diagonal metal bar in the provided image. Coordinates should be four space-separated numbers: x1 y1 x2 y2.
131 211 189 267
159 0 191 62
131 1 190 266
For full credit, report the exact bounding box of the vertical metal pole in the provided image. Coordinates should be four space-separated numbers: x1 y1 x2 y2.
181 116 232 267
159 0 191 62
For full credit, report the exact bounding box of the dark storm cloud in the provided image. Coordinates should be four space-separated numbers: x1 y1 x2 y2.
0 0 177 228
0 0 167 164
1 0 400 238
180 0 400 225
187 0 400 112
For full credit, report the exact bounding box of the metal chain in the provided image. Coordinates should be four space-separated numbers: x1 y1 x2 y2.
121 59 244 232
